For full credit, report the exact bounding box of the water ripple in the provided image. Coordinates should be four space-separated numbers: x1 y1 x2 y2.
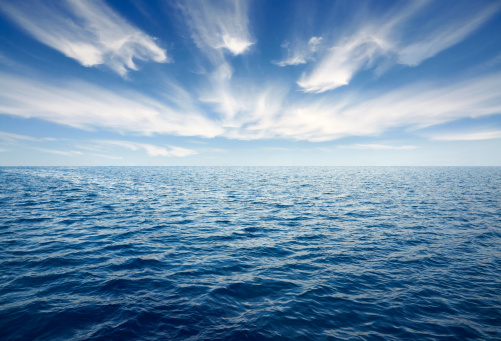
1 167 500 340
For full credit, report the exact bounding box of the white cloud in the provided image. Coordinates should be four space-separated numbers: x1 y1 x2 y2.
97 140 197 157
1 71 500 145
177 0 254 57
35 148 83 156
0 51 16 66
397 3 500 66
483 53 501 69
75 144 103 152
175 0 256 125
199 80 289 133
0 73 222 138
430 130 501 141
338 144 417 150
0 131 39 142
200 147 227 154
308 37 323 51
298 1 501 93
92 153 123 160
273 36 323 67
297 32 388 92
262 147 294 151
1 0 168 75
223 72 501 142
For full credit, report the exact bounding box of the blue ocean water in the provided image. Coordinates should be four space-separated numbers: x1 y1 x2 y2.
0 167 500 340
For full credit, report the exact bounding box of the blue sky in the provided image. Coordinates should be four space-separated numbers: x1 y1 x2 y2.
1 0 501 166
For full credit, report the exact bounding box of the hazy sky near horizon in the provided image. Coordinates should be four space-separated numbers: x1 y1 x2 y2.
1 0 501 166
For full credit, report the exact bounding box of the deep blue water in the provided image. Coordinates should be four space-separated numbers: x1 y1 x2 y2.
0 167 500 340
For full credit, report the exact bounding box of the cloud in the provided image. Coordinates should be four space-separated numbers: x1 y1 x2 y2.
1 71 500 145
35 148 83 156
297 1 501 93
430 130 501 141
97 140 197 157
223 72 501 142
177 0 254 57
199 80 289 133
273 36 323 67
0 73 222 137
0 131 39 142
173 0 260 135
175 0 256 127
483 53 501 68
0 51 16 66
338 144 417 150
92 153 123 160
262 147 295 151
397 3 500 66
200 147 227 153
1 0 168 75
297 32 389 93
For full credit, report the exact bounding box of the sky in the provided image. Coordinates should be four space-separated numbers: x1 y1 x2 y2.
0 0 501 166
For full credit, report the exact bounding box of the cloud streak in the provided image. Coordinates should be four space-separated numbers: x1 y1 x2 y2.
396 2 500 66
297 1 501 93
273 37 323 67
1 69 500 144
199 80 289 134
1 0 168 75
225 72 501 142
35 148 83 156
338 144 417 150
96 140 197 157
0 73 222 138
176 0 257 132
0 131 39 142
177 0 254 57
430 130 501 141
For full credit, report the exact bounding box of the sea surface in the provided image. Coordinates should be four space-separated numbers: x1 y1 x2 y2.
0 167 500 340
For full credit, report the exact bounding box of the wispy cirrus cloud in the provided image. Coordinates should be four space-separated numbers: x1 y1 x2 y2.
297 1 501 93
262 147 295 152
96 140 197 157
0 73 222 138
0 131 39 142
199 147 227 154
177 0 254 58
0 0 168 75
0 51 16 67
297 31 390 93
396 2 500 66
176 0 257 130
35 148 83 156
1 71 500 145
273 36 323 67
430 130 501 141
90 153 123 160
338 144 417 150
225 72 501 142
199 80 289 132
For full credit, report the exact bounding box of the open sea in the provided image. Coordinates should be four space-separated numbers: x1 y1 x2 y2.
0 166 500 340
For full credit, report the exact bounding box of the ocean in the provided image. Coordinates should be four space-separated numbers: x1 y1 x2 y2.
0 167 500 340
